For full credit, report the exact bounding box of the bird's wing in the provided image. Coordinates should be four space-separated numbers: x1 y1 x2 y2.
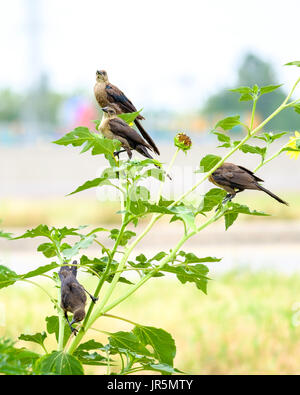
109 118 152 149
106 83 139 114
213 165 255 189
69 282 87 304
237 165 264 182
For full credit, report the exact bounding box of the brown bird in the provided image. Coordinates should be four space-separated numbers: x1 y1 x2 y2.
209 162 288 205
59 261 98 335
94 70 160 155
99 106 155 160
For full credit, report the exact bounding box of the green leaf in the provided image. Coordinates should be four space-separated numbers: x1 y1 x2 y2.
198 154 222 173
46 316 71 348
20 262 59 279
0 265 18 290
76 340 104 352
35 351 84 375
285 61 300 67
293 104 300 115
133 326 176 366
145 363 183 375
129 185 151 202
161 264 210 294
118 110 142 124
0 338 40 375
74 351 108 366
239 144 267 158
213 131 231 144
224 212 239 230
260 84 283 95
68 177 112 196
62 235 95 259
18 332 47 349
109 229 136 247
108 331 150 356
37 243 57 258
239 93 254 102
142 168 165 181
224 203 269 230
169 205 196 231
229 86 252 94
14 225 80 243
14 224 52 240
53 127 121 157
182 252 221 264
215 115 241 130
0 230 12 239
200 188 227 212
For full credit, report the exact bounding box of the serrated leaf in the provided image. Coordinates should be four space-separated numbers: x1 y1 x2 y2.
133 326 176 366
18 332 47 349
109 229 136 247
53 127 121 157
35 351 84 375
239 144 267 158
68 177 112 196
161 264 210 294
62 235 95 259
20 262 59 279
215 115 241 131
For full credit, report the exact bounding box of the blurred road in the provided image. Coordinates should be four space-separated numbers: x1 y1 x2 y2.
1 139 299 199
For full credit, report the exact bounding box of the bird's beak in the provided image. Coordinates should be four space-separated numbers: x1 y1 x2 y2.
102 107 108 113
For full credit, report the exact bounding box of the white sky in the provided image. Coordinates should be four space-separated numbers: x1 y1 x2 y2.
1 0 300 110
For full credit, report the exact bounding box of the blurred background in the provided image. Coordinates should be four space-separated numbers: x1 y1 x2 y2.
1 0 300 374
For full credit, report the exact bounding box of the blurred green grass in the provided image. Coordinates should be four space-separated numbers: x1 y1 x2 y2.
1 270 300 374
1 191 300 228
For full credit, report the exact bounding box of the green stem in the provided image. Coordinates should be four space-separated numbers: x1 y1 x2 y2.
68 179 128 354
101 210 222 315
249 99 257 133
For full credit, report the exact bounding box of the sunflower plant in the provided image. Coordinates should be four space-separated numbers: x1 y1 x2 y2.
0 62 300 375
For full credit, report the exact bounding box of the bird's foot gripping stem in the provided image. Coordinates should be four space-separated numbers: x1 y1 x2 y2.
113 149 126 158
222 193 235 204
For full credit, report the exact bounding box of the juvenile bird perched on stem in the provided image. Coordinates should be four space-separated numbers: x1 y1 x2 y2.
99 106 156 160
94 70 160 155
59 261 98 335
209 162 288 205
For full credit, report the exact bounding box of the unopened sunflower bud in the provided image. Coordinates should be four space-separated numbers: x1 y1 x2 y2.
174 132 192 152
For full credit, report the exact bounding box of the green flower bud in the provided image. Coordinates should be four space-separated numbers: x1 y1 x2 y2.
174 133 192 152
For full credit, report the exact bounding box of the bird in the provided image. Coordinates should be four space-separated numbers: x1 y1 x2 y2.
59 261 98 335
99 106 156 160
94 70 160 155
208 162 288 205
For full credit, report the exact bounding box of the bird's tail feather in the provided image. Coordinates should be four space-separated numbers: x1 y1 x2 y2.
256 183 288 205
134 119 160 155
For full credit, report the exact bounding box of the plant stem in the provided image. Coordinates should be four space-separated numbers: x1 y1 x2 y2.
101 210 222 315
